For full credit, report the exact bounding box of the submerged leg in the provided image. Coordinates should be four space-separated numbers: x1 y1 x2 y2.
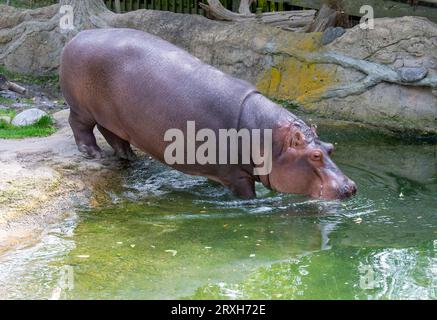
227 175 256 199
97 125 136 161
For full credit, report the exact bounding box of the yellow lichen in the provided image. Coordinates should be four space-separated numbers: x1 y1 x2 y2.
276 32 323 54
294 33 323 52
258 59 335 104
268 67 282 96
256 32 338 107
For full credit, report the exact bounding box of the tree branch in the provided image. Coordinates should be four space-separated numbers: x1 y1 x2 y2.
305 52 437 100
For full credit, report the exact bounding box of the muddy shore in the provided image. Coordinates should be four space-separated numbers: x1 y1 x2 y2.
0 109 125 254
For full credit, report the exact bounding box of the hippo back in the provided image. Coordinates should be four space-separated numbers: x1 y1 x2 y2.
60 28 258 164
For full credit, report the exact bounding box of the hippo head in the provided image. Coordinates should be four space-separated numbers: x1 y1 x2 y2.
259 120 356 200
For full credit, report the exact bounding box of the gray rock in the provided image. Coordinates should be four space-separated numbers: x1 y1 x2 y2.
393 59 404 69
403 59 423 68
322 27 346 45
0 90 20 100
11 108 47 126
33 97 56 110
2 9 437 134
11 102 31 109
398 67 428 82
323 16 437 133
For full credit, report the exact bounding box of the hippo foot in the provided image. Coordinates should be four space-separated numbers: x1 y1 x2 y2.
96 125 136 161
115 148 137 161
78 144 105 159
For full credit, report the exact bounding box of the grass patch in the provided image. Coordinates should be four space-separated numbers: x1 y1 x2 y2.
0 114 56 139
272 98 300 110
0 108 16 118
0 0 56 9
0 96 41 107
0 96 15 106
0 64 59 89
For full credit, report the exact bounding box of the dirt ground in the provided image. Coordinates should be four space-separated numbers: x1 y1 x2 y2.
0 109 123 254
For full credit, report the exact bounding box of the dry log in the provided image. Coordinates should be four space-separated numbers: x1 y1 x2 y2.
0 74 27 95
261 11 315 28
238 0 255 15
305 4 340 32
114 0 121 13
199 0 253 21
199 0 316 31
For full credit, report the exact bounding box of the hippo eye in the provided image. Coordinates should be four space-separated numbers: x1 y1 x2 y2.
326 144 334 155
322 142 334 155
310 150 323 162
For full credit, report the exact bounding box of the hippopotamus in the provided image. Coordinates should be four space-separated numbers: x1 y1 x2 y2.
60 28 356 200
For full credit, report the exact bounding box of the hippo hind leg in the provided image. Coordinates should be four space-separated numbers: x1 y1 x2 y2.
69 110 103 159
97 125 136 161
226 174 256 199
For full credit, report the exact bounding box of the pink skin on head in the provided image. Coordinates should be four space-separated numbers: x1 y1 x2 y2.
260 122 356 200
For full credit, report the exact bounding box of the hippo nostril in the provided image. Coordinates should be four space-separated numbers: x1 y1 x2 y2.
340 181 357 198
348 180 357 196
349 182 357 195
345 183 357 198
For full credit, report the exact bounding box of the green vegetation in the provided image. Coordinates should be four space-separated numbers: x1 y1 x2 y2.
0 64 59 138
0 0 57 8
0 108 15 118
0 96 15 106
272 97 300 110
0 64 59 89
0 95 39 107
0 108 55 139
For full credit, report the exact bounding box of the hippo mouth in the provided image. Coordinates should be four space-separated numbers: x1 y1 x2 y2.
261 168 354 200
313 181 342 200
313 168 357 200
318 182 324 198
312 169 344 200
313 168 325 199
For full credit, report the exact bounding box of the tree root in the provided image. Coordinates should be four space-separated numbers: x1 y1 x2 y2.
313 52 437 100
271 48 437 102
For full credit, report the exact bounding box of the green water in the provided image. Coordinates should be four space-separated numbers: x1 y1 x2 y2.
1 124 436 299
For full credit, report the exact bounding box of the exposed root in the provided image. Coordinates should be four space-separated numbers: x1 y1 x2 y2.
270 48 437 102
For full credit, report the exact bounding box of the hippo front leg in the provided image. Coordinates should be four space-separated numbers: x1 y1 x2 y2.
227 175 256 199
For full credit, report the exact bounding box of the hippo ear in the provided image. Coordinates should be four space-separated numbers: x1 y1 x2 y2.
274 122 293 153
291 130 306 148
275 122 305 153
311 124 318 138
